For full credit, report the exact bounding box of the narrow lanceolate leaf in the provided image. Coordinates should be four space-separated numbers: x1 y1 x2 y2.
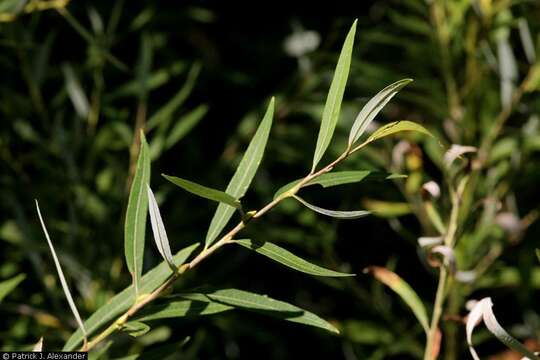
147 185 175 270
361 120 432 148
0 274 25 303
273 171 405 200
467 297 540 360
364 266 429 335
294 195 370 219
63 243 198 350
137 288 339 334
234 239 354 277
312 20 357 172
124 133 151 296
35 201 87 339
205 98 274 248
348 79 413 147
163 175 241 209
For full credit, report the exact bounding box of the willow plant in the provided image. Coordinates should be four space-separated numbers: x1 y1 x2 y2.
28 20 434 355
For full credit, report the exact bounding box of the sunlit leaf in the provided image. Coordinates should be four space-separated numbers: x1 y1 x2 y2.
63 244 198 350
466 297 540 360
274 171 405 200
35 201 87 339
360 120 432 147
205 98 274 248
0 273 25 303
163 175 241 209
348 79 413 147
234 239 354 277
311 20 357 171
147 185 175 270
124 132 151 296
364 266 429 334
294 195 369 219
137 288 339 334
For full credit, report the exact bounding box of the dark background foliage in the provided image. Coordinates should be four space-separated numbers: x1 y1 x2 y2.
1 1 539 359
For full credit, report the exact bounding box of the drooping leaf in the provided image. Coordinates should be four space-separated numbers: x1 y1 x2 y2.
205 98 274 248
359 120 432 148
311 20 356 171
137 288 339 334
163 175 241 209
466 297 540 360
364 266 429 335
122 321 151 338
234 239 354 277
35 201 87 339
273 171 405 200
0 273 25 303
147 185 175 270
63 244 198 351
124 132 151 296
294 195 370 219
348 79 413 147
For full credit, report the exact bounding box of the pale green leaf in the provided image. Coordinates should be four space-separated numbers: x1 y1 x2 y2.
348 79 413 146
234 239 354 277
312 20 357 171
361 120 432 147
273 171 405 200
124 133 151 296
36 200 87 338
137 288 339 334
294 195 370 219
364 266 429 334
0 273 26 303
147 185 175 270
205 98 274 247
122 321 151 338
63 244 198 350
163 175 241 209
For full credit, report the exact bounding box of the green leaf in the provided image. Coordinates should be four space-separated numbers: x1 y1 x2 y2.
63 244 198 351
165 104 208 149
147 185 175 270
536 249 540 263
0 274 26 303
294 195 370 219
137 288 339 334
273 171 405 200
361 120 432 147
364 266 429 334
362 199 412 218
36 201 87 338
234 239 354 277
163 175 241 209
205 98 274 248
124 132 151 296
122 321 151 338
348 79 413 147
312 20 356 171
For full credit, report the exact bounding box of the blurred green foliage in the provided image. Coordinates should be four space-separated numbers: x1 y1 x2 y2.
1 1 539 359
